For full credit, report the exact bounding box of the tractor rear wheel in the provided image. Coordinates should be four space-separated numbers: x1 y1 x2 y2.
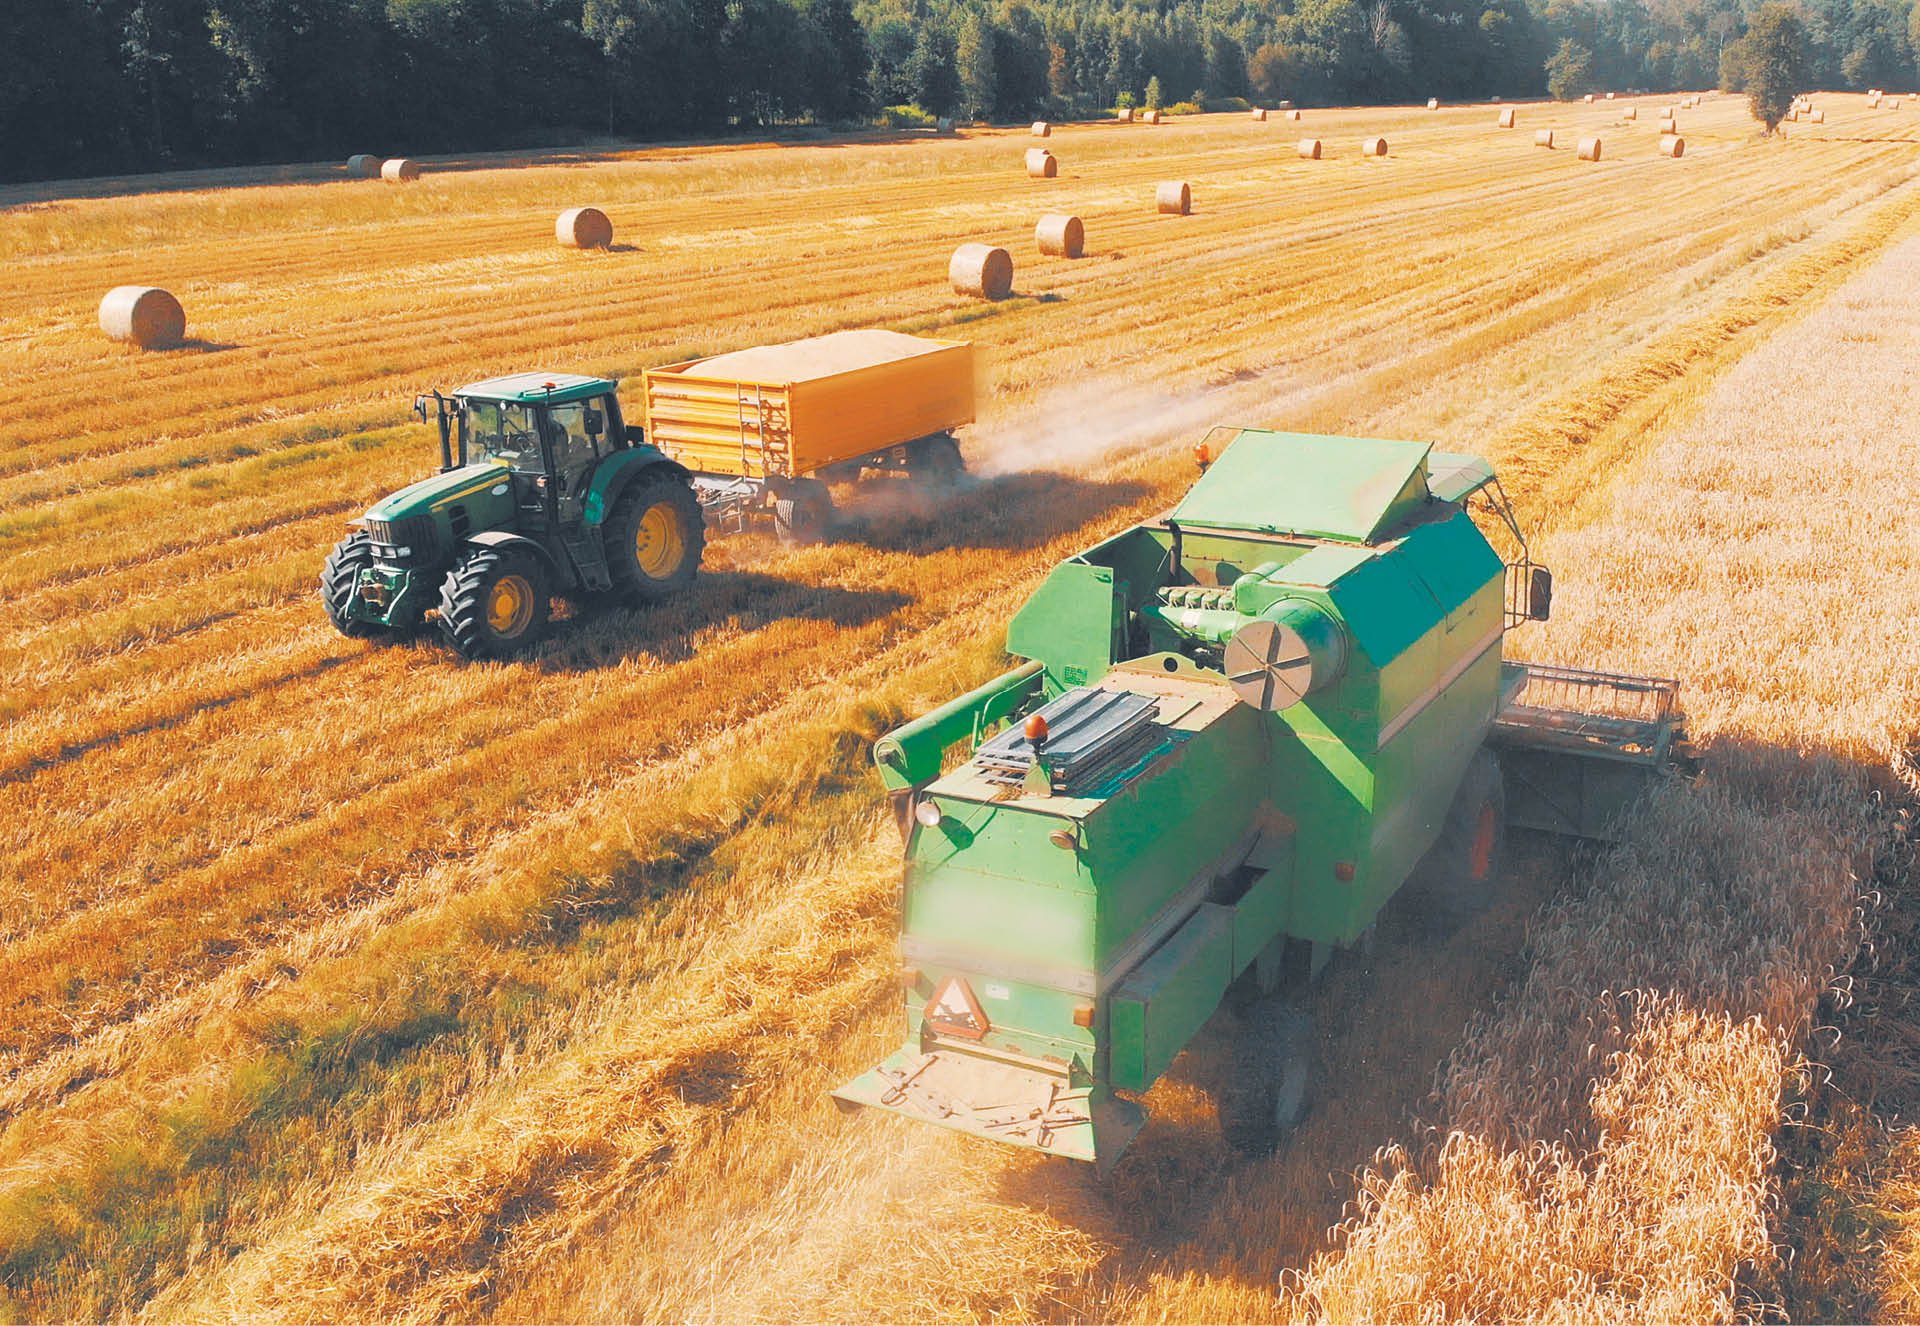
436 547 551 660
907 433 966 491
773 479 834 546
321 530 385 639
606 472 705 602
1401 748 1507 936
1218 999 1316 1155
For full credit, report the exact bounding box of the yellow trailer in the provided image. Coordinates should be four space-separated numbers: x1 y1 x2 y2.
642 329 976 543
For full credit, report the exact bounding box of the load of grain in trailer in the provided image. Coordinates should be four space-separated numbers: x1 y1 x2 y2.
834 429 1688 1168
643 329 977 543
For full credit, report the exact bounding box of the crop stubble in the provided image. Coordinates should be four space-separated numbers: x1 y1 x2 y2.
2 97 1918 1318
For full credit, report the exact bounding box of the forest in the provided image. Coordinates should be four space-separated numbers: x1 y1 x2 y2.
2 0 1917 189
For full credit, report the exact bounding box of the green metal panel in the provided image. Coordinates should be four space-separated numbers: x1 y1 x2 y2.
873 662 1044 792
906 801 1097 974
579 445 682 527
455 371 616 405
1005 561 1125 694
362 462 514 524
1110 903 1235 1091
1171 431 1434 543
1426 451 1497 504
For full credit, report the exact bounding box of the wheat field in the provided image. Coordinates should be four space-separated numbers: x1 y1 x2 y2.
3 92 1919 1321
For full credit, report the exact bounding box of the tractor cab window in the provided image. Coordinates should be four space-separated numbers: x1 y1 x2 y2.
463 401 547 472
543 401 599 472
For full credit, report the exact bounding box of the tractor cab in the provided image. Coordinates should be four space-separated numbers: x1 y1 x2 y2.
321 371 703 659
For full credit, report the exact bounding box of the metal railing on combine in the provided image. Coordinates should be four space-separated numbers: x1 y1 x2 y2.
1495 661 1682 764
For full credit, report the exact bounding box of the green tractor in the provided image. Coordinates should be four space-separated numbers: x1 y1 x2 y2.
322 372 704 659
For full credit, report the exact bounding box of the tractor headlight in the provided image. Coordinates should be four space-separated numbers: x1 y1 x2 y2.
913 798 943 828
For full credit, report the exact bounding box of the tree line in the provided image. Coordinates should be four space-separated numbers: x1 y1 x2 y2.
3 0 1916 184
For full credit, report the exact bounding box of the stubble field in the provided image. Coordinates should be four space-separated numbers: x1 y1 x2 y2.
3 91 1919 1321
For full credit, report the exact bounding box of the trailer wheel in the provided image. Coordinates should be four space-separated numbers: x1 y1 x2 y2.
908 434 966 491
607 472 705 602
1218 999 1316 1155
321 530 386 639
436 546 551 660
774 479 834 546
1402 748 1507 935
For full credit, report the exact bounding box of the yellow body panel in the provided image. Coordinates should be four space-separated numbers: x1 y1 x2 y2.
642 330 976 479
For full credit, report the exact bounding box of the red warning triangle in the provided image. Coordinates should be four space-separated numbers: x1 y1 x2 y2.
924 975 990 1040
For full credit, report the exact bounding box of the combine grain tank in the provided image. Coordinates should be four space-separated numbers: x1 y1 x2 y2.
834 428 1688 1169
643 329 976 543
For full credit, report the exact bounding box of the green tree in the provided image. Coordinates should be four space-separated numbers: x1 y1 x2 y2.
1745 3 1811 131
1144 73 1162 107
797 0 870 120
956 12 997 118
1544 36 1592 99
907 23 960 115
1719 33 1752 91
1248 41 1302 102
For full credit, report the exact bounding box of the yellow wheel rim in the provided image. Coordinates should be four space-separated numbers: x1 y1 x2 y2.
634 502 685 580
486 573 535 636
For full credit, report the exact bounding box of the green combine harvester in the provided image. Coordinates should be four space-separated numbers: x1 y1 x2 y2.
834 427 1687 1168
321 373 703 659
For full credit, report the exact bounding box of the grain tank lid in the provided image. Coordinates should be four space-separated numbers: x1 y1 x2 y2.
1425 451 1497 505
682 329 964 384
1171 429 1435 544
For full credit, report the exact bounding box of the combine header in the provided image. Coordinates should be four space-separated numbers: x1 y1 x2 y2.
834 428 1687 1168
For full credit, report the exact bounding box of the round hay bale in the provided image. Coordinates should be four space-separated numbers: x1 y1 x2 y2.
949 244 1013 299
1360 135 1388 156
1811 109 1826 123
1298 137 1322 159
1035 213 1085 258
1285 108 1302 120
1892 100 1902 109
1534 128 1555 147
1870 95 1882 108
1497 107 1516 127
1142 109 1162 125
381 157 421 182
1155 180 1191 215
1577 135 1602 161
1606 91 1616 99
347 154 379 177
1250 107 1268 121
1583 93 1594 103
1658 117 1678 134
1025 148 1058 178
1659 105 1674 118
99 285 185 350
1115 107 1134 122
556 206 613 249
1659 133 1685 157
1031 120 1051 137
1427 97 1440 109
1623 106 1637 119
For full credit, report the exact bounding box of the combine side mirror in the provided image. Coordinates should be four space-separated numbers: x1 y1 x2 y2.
584 407 603 436
1527 567 1553 621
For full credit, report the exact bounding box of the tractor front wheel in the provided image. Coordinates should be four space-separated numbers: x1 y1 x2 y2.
436 547 551 660
606 472 705 602
1401 748 1507 936
321 530 385 639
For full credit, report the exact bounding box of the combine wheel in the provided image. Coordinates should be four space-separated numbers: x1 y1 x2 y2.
607 472 705 602
1218 999 1316 1155
907 433 967 491
1402 748 1507 935
774 478 834 546
321 530 385 639
436 547 551 660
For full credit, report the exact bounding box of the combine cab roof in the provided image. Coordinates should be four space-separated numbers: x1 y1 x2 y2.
455 372 615 405
1174 428 1469 544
